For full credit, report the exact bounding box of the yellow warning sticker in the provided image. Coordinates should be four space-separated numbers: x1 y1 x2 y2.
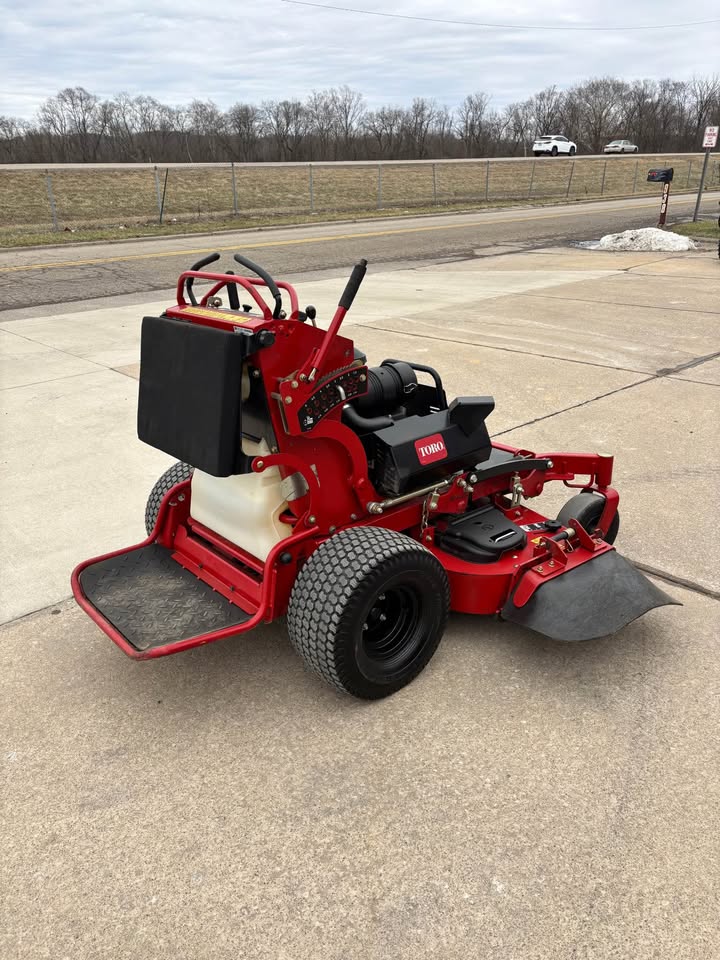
179 307 254 324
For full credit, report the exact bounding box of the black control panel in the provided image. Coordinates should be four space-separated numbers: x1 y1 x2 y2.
299 366 367 432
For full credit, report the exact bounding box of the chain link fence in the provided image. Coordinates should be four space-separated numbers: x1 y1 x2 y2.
0 155 717 239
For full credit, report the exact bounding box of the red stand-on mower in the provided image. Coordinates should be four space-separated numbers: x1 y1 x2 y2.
72 254 678 699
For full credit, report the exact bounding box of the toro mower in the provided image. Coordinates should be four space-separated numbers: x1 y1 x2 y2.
72 254 678 699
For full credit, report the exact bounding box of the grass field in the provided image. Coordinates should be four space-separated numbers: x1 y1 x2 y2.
670 219 720 239
0 154 717 246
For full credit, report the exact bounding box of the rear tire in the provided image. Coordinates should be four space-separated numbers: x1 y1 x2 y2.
556 492 620 545
551 146 558 156
287 527 449 699
145 461 194 536
534 151 541 157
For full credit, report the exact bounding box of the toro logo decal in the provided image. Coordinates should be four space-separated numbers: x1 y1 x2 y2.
414 433 448 465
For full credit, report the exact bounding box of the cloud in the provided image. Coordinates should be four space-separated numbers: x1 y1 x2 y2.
0 0 718 117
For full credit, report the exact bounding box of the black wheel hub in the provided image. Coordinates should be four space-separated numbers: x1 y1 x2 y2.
359 585 423 678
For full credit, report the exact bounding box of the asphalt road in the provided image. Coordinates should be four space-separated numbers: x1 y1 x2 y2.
1 193 716 311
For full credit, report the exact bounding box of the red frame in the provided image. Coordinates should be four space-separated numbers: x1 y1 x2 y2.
72 269 620 659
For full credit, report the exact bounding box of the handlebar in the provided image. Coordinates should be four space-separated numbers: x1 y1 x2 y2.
233 254 283 319
186 252 220 305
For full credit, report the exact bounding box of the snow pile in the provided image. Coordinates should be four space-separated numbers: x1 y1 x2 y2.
595 227 696 252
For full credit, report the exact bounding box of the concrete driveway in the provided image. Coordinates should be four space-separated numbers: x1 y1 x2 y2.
1 242 718 959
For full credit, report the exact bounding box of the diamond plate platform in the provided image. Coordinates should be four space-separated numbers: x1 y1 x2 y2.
79 544 252 651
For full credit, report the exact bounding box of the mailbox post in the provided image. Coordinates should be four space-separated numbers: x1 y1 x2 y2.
647 167 674 227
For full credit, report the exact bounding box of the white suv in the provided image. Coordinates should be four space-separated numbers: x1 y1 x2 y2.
532 135 577 157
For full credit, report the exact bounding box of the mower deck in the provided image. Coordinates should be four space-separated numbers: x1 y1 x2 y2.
78 543 252 653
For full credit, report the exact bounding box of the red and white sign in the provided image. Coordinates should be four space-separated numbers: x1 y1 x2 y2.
703 126 718 149
414 433 447 465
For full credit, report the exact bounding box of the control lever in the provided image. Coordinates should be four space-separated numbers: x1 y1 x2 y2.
306 260 368 382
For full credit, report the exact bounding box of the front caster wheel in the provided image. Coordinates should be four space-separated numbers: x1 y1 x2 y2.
287 527 449 699
145 461 194 536
556 492 620 545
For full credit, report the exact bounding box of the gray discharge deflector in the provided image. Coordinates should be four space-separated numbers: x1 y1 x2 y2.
501 551 680 642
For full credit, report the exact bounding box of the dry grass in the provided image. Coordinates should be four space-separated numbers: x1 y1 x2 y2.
670 219 720 239
0 198 553 248
1 154 717 245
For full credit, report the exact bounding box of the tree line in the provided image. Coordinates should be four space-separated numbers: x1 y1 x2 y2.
1 76 718 164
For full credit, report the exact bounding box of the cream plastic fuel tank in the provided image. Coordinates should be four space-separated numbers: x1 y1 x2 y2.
189 438 295 561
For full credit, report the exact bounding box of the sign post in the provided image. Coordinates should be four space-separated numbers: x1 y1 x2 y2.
693 125 718 222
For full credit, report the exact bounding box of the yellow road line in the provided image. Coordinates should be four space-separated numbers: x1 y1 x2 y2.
0 200 663 275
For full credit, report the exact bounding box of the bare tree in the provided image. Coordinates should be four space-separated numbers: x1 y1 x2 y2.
617 80 656 150
329 86 365 159
432 105 455 157
2 75 718 164
187 100 226 161
261 99 307 161
456 93 490 157
571 77 625 152
0 116 30 161
225 103 261 162
529 86 564 140
401 98 439 159
108 93 143 161
654 78 687 152
145 99 184 162
502 101 533 156
305 90 335 160
688 75 720 138
364 106 404 159
38 87 112 161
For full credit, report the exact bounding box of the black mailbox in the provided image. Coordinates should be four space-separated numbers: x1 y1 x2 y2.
647 167 674 183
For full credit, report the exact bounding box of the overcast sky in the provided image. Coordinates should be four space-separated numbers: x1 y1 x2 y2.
1 0 718 118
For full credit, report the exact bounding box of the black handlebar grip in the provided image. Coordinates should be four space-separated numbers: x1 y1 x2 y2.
190 252 221 272
186 252 220 304
233 253 283 318
338 259 368 310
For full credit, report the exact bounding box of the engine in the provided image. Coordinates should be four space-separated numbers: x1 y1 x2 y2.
344 359 495 496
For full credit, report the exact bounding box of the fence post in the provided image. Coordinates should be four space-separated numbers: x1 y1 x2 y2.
231 162 239 216
686 159 693 188
432 162 437 204
45 171 58 231
159 169 169 224
154 166 163 221
565 160 575 198
527 159 536 199
632 160 639 194
377 163 382 209
485 160 490 201
308 163 314 213
599 159 608 196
